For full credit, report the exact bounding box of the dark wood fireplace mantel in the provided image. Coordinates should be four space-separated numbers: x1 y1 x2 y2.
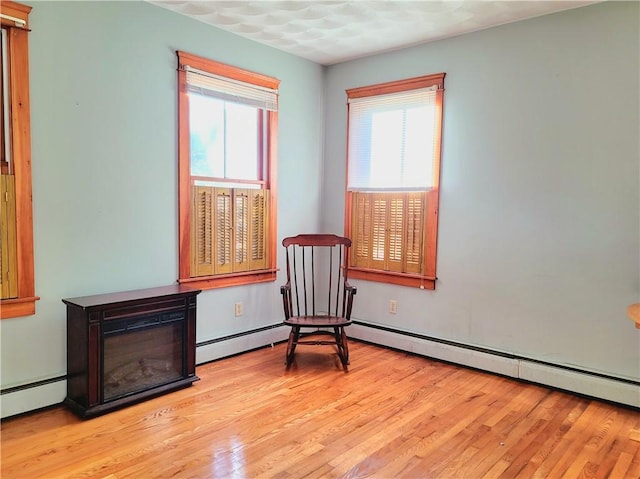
63 285 200 418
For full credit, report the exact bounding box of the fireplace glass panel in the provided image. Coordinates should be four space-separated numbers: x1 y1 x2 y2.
103 313 184 402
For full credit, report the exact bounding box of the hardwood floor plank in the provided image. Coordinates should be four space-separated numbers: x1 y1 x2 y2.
2 341 638 479
513 399 590 478
610 452 635 479
539 402 619 478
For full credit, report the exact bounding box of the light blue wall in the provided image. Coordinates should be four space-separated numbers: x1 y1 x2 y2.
324 1 639 380
2 1 638 416
1 1 324 391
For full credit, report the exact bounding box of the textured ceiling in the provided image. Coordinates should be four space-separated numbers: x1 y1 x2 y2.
149 1 597 65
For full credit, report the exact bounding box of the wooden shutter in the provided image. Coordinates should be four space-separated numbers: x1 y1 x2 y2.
191 186 234 276
1 174 18 298
214 188 233 274
352 192 385 269
351 191 426 274
405 192 425 274
371 194 387 269
249 188 268 270
192 186 269 277
234 189 249 272
388 196 404 272
352 193 371 268
233 188 269 272
191 186 214 276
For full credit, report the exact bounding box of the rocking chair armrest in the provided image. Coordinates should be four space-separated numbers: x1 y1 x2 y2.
280 282 291 296
280 282 292 320
345 281 357 296
344 281 357 320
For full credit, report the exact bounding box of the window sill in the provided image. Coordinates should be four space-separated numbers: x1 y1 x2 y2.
349 268 436 290
178 269 278 291
1 296 40 319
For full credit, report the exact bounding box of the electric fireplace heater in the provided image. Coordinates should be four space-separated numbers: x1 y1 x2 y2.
63 285 200 418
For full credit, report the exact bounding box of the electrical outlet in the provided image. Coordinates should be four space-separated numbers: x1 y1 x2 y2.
234 302 243 317
389 300 397 314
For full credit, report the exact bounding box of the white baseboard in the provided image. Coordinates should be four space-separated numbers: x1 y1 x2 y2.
196 326 289 365
349 323 520 377
349 322 640 408
1 380 66 419
518 360 640 407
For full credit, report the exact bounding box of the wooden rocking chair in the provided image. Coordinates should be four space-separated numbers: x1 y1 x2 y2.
280 234 357 370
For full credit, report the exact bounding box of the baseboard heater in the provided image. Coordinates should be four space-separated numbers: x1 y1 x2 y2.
350 320 640 408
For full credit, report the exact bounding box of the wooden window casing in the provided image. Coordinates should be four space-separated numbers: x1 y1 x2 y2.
177 51 279 290
345 74 445 290
1 2 38 318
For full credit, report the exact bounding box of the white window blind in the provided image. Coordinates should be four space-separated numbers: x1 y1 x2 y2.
348 86 438 191
185 67 278 111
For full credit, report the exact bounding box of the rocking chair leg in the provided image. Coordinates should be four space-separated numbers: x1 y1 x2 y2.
341 327 350 365
285 327 299 366
334 327 349 369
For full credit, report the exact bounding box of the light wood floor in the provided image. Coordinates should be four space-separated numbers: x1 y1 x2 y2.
2 341 639 478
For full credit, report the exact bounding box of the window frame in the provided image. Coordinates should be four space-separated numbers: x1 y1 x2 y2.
177 51 279 290
344 73 445 290
1 1 38 319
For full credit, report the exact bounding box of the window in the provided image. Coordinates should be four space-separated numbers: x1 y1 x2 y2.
1 1 37 318
345 73 445 290
177 51 279 289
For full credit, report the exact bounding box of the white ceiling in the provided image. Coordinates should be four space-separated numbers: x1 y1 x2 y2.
149 1 597 65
